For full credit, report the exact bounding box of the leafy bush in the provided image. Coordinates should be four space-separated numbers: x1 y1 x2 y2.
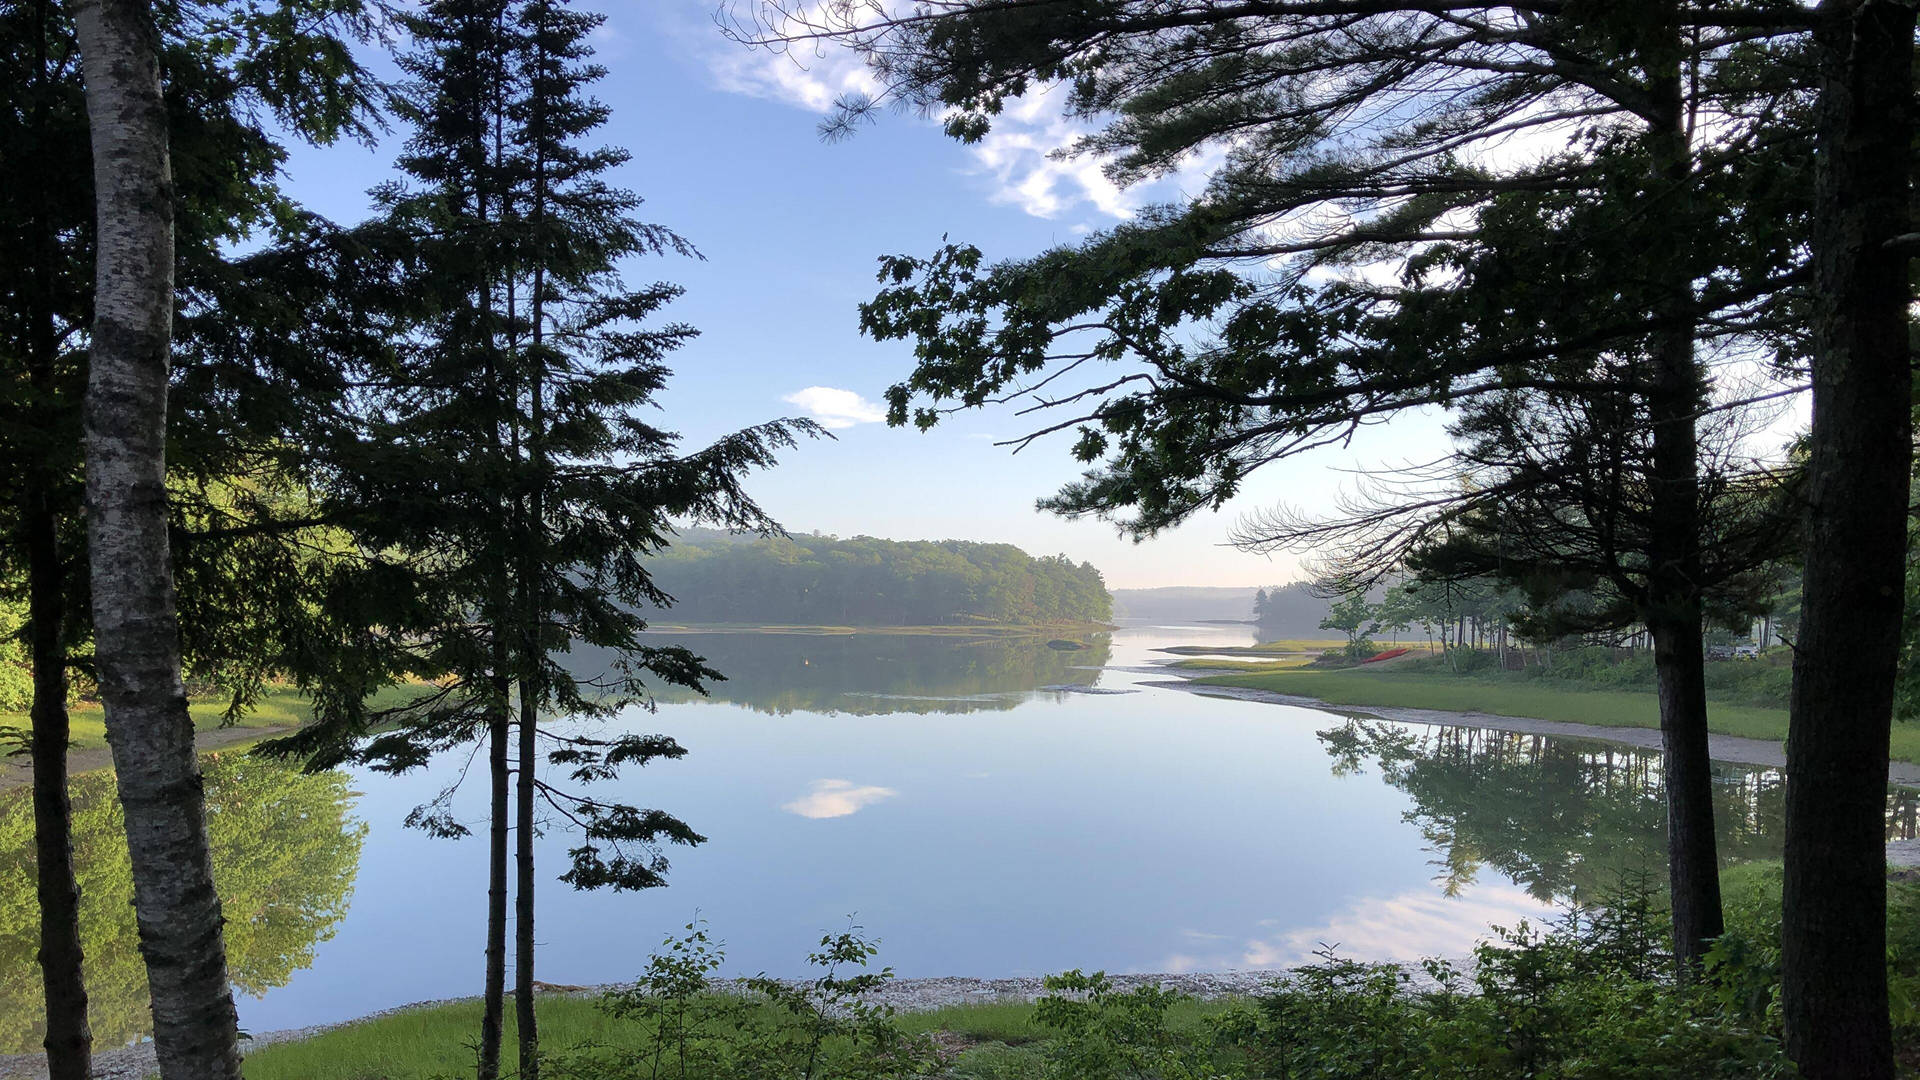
550 920 939 1080
1027 971 1230 1080
1708 861 1920 1045
1222 887 1788 1079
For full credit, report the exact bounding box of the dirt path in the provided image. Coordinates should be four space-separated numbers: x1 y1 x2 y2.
0 722 296 795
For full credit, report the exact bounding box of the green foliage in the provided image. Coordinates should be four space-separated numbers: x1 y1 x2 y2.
0 754 363 1052
1027 971 1229 1080
263 0 813 897
0 599 28 712
1316 588 1380 661
550 920 939 1080
1218 885 1786 1080
648 531 1111 627
1706 863 1920 1046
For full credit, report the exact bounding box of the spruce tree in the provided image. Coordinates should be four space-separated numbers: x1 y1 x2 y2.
256 2 815 1073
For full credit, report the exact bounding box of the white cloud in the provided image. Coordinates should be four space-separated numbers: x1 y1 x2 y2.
783 385 887 429
683 1 885 114
682 5 1218 223
781 779 899 819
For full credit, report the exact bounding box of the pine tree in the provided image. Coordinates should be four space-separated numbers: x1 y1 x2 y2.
254 2 815 1073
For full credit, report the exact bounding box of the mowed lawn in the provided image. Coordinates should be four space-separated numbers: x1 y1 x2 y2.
1192 665 1920 765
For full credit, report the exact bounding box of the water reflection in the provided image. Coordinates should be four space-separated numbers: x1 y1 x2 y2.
1317 720 1809 904
636 631 1113 715
0 753 365 1053
781 779 899 819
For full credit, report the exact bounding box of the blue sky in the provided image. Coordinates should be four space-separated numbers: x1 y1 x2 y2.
274 1 1461 590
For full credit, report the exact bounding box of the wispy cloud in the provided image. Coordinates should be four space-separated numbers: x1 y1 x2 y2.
783 385 887 429
683 5 1217 222
781 779 899 819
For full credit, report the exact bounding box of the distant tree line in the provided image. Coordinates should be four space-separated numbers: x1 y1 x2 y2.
648 533 1112 626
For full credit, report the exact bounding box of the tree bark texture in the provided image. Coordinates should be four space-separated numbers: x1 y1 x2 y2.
69 0 243 1075
1782 2 1915 1077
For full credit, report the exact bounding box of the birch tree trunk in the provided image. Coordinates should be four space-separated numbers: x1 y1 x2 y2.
69 0 242 1075
1781 1 1914 1076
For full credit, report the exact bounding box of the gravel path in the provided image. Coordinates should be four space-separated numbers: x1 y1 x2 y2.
0 973 1289 1080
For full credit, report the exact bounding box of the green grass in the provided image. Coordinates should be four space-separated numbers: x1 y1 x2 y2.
2 682 428 756
1194 663 1920 765
1194 664 1820 746
241 993 1243 1080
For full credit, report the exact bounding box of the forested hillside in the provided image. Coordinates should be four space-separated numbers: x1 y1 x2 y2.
649 532 1111 625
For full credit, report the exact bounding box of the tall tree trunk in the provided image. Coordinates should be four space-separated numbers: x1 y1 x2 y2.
516 58 550 1066
1641 13 1721 975
69 0 243 1075
515 683 537 1080
26 1 90 1068
1782 2 1914 1076
480 670 509 1080
1646 608 1722 970
27 490 89 1080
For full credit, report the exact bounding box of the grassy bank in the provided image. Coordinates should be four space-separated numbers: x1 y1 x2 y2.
241 994 1230 1080
1189 661 1920 764
0 686 312 754
0 682 425 756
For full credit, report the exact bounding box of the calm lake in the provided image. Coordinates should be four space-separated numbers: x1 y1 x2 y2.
0 623 1891 1052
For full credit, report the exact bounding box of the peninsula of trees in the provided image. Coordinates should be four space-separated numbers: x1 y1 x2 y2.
648 531 1111 626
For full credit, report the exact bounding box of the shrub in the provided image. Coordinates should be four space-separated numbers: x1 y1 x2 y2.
550 920 940 1080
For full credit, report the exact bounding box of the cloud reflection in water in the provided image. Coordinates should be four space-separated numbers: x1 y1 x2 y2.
781 779 900 819
1161 883 1555 973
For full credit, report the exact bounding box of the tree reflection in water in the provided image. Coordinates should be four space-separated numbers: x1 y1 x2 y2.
629 632 1114 716
1318 720 1822 904
0 752 364 1052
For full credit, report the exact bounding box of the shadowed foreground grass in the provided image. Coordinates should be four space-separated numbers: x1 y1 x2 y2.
240 995 1232 1080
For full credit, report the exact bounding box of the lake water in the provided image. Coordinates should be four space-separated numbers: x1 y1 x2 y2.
1 623 1892 1052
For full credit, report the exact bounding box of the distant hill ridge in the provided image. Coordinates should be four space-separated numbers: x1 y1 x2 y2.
651 529 1111 626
